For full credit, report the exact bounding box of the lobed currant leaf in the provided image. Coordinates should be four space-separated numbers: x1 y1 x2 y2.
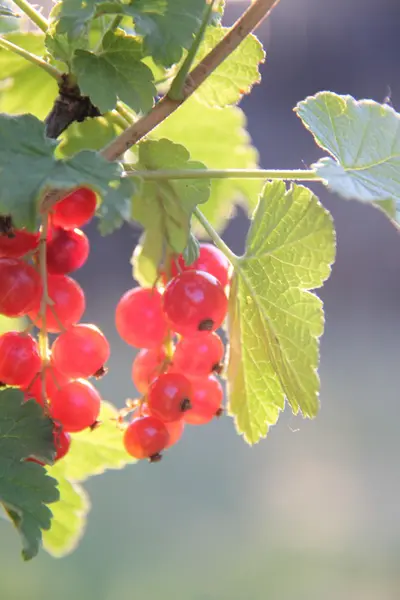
227 181 335 444
57 117 121 158
0 114 123 231
0 389 59 560
194 26 265 107
296 92 400 226
73 32 156 114
153 98 261 232
0 33 57 119
131 228 164 287
132 139 210 253
96 177 136 235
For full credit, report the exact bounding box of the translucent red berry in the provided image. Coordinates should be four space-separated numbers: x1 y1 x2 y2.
123 416 169 460
53 187 97 229
0 229 39 258
51 324 110 379
50 379 101 432
0 257 41 317
54 428 71 461
163 270 228 336
170 243 230 287
24 364 70 406
165 419 185 448
46 227 89 274
172 333 224 377
131 347 166 394
115 287 168 348
148 372 192 422
28 274 85 333
184 375 223 425
0 332 41 387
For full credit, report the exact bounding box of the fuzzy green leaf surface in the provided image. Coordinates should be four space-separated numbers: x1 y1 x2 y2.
227 182 335 444
296 92 400 222
0 391 59 560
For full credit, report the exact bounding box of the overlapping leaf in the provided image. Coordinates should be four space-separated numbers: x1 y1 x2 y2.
0 390 59 559
227 181 335 444
296 92 400 224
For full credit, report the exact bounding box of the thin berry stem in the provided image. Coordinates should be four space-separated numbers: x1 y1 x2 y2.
38 215 50 405
11 0 48 33
125 168 320 181
0 36 61 81
193 207 238 266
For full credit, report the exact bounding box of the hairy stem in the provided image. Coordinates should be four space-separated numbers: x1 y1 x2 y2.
0 36 61 80
101 0 281 161
193 207 238 266
12 0 48 33
125 168 320 181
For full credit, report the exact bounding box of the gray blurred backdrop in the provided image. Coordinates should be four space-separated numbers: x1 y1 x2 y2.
2 1 400 599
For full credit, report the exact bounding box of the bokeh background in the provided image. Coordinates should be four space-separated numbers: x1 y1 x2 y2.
2 0 400 598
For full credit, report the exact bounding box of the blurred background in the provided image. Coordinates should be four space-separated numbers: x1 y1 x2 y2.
2 0 400 598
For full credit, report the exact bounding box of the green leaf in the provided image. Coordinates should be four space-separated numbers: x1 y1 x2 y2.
0 316 25 334
131 228 164 287
182 231 200 266
0 113 123 231
153 97 261 231
0 4 19 18
227 181 335 444
97 177 136 235
0 33 58 118
57 116 120 158
295 92 400 222
43 401 134 557
132 139 210 253
0 390 59 559
73 32 156 113
194 27 264 107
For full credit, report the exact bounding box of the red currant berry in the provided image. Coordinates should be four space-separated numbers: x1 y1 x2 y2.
131 347 166 394
28 274 85 333
0 229 39 258
54 428 71 461
148 372 192 422
0 258 41 317
184 375 223 425
53 188 97 229
123 416 169 460
50 379 101 432
163 270 228 336
51 324 110 379
170 244 230 287
46 228 89 275
0 332 41 387
172 333 224 377
165 419 185 448
115 288 168 348
23 364 70 406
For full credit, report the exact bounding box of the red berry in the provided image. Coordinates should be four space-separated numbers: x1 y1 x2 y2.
148 372 192 422
172 333 224 377
123 416 169 460
51 324 110 379
50 379 101 432
0 332 41 387
0 258 41 317
54 428 71 461
28 274 85 333
131 347 166 394
46 228 89 274
163 270 228 336
53 187 97 229
115 288 168 348
184 375 223 425
165 419 185 448
23 364 70 406
0 229 39 258
170 244 230 287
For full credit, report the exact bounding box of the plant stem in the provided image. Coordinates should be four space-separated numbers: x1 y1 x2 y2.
0 36 61 80
125 168 320 181
193 207 238 266
12 0 48 33
101 0 281 161
115 102 135 125
108 110 130 130
38 215 50 406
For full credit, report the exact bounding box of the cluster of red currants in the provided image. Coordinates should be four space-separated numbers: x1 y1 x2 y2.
0 188 110 463
116 244 231 462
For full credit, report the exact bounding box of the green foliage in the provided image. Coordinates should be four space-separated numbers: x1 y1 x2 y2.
43 402 134 557
0 4 19 18
0 113 124 230
73 32 156 113
0 390 59 560
227 182 335 444
57 117 121 158
296 92 400 225
194 27 265 107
